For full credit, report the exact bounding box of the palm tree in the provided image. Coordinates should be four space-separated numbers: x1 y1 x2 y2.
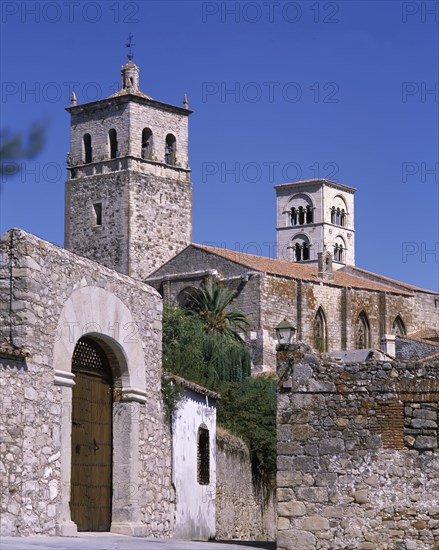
184 281 250 341
183 281 252 383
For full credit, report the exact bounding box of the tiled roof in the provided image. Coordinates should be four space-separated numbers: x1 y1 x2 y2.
346 265 437 294
108 89 153 100
193 245 414 296
165 374 220 400
399 334 439 347
414 351 439 362
274 178 356 192
0 343 30 359
407 329 439 341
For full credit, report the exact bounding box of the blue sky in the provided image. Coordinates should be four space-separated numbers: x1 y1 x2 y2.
1 0 438 291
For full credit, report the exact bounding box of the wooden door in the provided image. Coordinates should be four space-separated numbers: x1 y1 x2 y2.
71 338 113 531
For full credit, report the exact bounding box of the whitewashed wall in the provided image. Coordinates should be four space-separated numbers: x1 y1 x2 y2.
172 388 217 540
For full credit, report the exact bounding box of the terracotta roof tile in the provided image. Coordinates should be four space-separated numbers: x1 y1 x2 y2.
407 329 439 341
165 374 220 400
108 89 153 100
400 334 439 347
414 351 439 362
346 265 437 294
193 245 414 296
0 343 31 359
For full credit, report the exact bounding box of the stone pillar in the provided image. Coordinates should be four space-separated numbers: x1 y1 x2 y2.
379 292 387 343
55 380 78 536
341 287 351 350
111 401 147 536
296 281 302 341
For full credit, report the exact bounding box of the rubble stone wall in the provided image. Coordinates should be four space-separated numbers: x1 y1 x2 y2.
0 229 173 537
277 344 439 550
216 429 275 541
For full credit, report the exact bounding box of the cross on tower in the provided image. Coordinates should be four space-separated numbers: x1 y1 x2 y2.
125 33 135 61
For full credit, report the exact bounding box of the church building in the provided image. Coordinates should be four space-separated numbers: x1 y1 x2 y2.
0 59 213 538
148 176 438 371
0 55 437 539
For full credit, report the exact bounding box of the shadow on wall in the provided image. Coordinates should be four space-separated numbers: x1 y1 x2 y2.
211 542 276 549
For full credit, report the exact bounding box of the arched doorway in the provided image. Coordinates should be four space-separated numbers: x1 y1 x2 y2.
70 336 113 531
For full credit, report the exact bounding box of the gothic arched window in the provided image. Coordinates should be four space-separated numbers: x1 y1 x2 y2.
141 128 153 160
165 134 176 165
355 311 371 349
109 129 118 159
392 315 406 336
314 307 327 352
83 133 92 164
306 205 313 224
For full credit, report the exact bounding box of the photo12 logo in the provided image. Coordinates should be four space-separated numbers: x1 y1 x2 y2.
1 2 140 24
201 1 340 24
1 80 104 105
201 160 340 184
401 2 439 23
201 81 340 104
401 82 439 103
402 242 439 263
402 162 439 184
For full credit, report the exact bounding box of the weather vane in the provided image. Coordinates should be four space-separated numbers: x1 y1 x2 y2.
125 33 135 61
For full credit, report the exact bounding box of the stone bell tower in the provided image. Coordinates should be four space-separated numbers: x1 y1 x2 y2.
275 179 356 269
64 59 192 279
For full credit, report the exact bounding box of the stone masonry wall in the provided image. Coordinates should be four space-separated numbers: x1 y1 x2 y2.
65 170 192 280
69 96 189 172
277 343 439 550
0 229 173 536
129 172 192 280
65 171 130 275
216 428 275 541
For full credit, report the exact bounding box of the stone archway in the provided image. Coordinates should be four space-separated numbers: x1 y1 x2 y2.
52 286 148 536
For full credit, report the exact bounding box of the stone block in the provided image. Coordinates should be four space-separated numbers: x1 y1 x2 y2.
277 529 317 550
321 505 346 518
354 489 368 505
297 486 329 503
277 470 303 487
302 516 330 531
319 437 345 455
413 409 437 421
414 436 438 450
278 501 306 517
410 418 437 429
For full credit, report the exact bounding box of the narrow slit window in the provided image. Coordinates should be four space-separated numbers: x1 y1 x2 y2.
83 133 92 164
93 203 102 226
197 426 210 485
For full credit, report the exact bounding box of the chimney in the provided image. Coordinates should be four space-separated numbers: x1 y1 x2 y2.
318 251 334 281
381 334 396 358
